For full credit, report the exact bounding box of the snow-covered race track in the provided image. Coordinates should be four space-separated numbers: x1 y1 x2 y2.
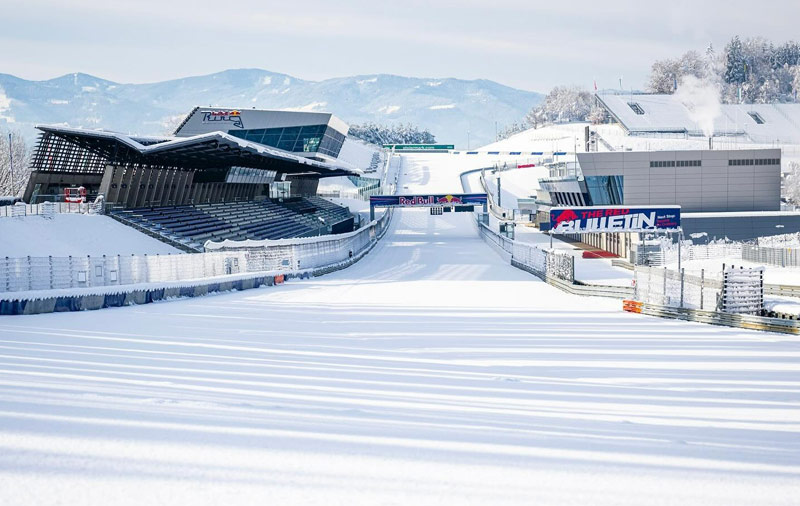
1 155 799 505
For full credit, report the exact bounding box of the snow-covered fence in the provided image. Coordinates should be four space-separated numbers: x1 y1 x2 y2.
477 221 574 282
742 245 800 267
634 265 723 310
206 208 394 272
660 241 800 268
659 241 743 266
0 251 250 293
1 209 394 295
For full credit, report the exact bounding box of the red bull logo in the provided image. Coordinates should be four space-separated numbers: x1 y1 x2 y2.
437 194 463 205
553 209 578 227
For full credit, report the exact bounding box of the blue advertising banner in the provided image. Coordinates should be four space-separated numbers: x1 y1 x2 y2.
550 205 680 233
370 194 487 207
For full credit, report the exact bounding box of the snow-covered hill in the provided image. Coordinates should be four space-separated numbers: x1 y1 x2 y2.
0 69 541 148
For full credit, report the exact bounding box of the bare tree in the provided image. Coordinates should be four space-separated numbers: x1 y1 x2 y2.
0 130 31 197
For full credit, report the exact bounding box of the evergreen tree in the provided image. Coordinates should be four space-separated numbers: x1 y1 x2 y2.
724 36 747 84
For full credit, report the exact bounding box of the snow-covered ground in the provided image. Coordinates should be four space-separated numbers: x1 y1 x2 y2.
317 175 359 192
2 153 799 505
0 213 180 257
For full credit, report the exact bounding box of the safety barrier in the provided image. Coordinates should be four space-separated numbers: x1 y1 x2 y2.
478 168 516 221
205 208 393 271
622 299 800 335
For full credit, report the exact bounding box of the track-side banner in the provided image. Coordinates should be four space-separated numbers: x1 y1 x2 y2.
370 194 487 208
550 205 680 233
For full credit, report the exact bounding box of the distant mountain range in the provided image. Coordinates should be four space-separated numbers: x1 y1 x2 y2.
0 69 541 149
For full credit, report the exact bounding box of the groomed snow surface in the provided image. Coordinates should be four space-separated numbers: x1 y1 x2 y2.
0 213 180 257
1 154 799 505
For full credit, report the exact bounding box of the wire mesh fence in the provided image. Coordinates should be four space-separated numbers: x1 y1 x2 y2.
634 265 723 310
477 221 574 282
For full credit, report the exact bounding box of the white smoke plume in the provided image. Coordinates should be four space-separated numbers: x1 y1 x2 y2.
675 75 720 138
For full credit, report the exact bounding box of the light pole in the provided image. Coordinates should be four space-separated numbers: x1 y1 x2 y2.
8 132 13 197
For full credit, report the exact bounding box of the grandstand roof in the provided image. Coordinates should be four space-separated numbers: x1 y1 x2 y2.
596 92 800 144
35 125 360 177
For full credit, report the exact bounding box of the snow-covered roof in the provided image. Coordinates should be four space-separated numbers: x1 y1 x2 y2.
36 124 360 177
597 92 800 144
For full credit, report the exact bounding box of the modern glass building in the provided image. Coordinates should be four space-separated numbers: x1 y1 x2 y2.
173 107 350 162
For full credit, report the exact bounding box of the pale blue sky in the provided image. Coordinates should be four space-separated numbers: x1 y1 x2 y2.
2 0 796 92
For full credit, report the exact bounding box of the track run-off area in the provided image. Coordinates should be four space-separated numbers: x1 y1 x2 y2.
0 154 799 505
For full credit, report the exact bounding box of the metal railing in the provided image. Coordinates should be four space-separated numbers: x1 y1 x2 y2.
205 208 393 272
478 168 516 221
658 241 800 269
1 251 250 293
743 244 800 267
624 300 800 335
476 221 574 282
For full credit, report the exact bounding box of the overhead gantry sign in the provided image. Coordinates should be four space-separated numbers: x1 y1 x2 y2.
369 193 488 220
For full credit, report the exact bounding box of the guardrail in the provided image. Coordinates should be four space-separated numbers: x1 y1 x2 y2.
205 208 393 272
623 299 800 335
478 168 516 221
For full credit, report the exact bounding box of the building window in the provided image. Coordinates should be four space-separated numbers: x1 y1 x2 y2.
585 175 624 206
227 124 329 154
650 160 677 168
628 102 645 115
748 112 765 124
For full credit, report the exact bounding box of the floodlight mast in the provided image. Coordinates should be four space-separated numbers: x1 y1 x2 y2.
8 132 13 197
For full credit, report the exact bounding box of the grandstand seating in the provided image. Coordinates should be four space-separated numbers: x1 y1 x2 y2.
111 197 353 251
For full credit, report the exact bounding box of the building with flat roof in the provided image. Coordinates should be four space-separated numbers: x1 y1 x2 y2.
537 149 800 258
174 107 350 163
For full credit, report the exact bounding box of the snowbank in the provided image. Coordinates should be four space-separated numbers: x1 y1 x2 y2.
0 213 179 257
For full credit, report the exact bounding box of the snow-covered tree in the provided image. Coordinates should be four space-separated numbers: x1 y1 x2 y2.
528 86 593 125
496 122 528 141
724 36 747 85
161 113 189 136
348 123 436 145
0 130 30 197
587 104 608 125
783 161 800 205
648 51 707 94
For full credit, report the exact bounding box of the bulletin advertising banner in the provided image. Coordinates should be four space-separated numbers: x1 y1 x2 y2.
550 206 681 234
